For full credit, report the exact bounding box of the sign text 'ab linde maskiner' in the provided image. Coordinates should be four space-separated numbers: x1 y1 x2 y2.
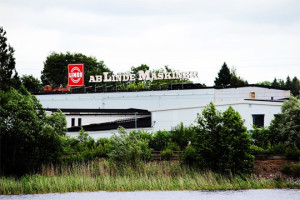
89 70 198 83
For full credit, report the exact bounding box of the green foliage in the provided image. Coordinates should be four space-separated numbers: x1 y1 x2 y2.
269 96 300 148
0 27 21 91
161 149 174 160
281 164 300 177
41 52 111 88
187 102 254 174
230 68 248 87
0 88 66 175
285 146 300 161
150 130 171 151
214 62 231 86
281 164 291 175
182 145 198 165
47 109 67 136
21 75 43 92
170 122 196 150
251 126 272 148
108 127 152 166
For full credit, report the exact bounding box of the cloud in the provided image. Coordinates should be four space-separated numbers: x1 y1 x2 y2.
1 0 300 85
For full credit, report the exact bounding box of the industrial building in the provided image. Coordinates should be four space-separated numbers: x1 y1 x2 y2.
36 85 290 139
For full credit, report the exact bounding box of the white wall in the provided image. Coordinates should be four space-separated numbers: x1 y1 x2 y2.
37 89 215 109
150 101 283 131
214 87 290 103
36 87 289 110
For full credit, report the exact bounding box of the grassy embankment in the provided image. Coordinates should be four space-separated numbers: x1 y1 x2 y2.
1 160 299 195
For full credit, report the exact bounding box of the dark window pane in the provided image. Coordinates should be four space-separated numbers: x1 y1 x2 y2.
78 118 82 127
252 115 264 128
71 118 75 127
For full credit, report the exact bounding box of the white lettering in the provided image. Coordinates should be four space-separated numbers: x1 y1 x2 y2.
138 70 152 81
103 72 112 82
130 74 136 81
89 76 96 82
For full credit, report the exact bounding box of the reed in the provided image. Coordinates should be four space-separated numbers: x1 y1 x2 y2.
0 160 299 195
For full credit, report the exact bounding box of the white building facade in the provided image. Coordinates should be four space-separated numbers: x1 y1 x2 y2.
37 85 290 138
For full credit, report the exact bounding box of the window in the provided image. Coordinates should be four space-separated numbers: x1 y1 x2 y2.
249 92 255 99
71 118 75 127
78 118 82 126
252 114 264 128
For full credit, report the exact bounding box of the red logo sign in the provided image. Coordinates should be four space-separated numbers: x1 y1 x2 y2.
68 64 84 86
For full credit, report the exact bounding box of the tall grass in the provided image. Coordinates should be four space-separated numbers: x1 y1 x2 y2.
0 160 299 195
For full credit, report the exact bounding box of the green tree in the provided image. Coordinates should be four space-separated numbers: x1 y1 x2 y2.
285 76 292 89
0 27 21 91
291 76 300 97
21 75 43 92
271 78 280 87
269 96 300 148
214 62 231 86
0 88 66 175
256 81 272 86
41 52 111 88
230 68 248 87
185 103 254 174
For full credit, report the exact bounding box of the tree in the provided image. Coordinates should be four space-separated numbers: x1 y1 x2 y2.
230 68 248 87
256 81 272 86
0 27 21 91
269 96 300 148
271 78 280 87
285 76 292 89
21 75 43 92
41 52 111 88
185 103 254 174
0 87 66 175
291 76 300 97
214 62 231 86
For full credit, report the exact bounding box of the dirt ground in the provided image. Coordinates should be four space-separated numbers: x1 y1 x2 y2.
254 159 300 182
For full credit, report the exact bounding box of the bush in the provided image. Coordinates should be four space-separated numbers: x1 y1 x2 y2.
161 149 174 160
182 145 198 165
108 127 152 167
185 102 254 175
170 122 196 150
150 130 171 151
281 164 291 175
285 146 300 161
281 164 300 177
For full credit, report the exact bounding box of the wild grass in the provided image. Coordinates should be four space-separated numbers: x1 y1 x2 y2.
0 160 299 195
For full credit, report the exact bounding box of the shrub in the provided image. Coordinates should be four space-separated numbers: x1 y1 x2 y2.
170 122 196 150
182 145 198 165
281 164 291 175
161 149 174 160
150 130 171 151
186 102 254 175
108 127 152 167
285 146 300 161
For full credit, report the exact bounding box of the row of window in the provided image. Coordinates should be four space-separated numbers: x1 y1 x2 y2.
70 115 271 128
71 118 82 127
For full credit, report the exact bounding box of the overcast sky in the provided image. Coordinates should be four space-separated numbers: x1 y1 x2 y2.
1 0 300 85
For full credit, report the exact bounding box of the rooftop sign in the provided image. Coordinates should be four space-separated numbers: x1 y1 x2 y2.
68 64 84 86
89 70 198 83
